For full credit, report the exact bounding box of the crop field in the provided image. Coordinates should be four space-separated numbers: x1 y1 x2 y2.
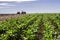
0 14 60 40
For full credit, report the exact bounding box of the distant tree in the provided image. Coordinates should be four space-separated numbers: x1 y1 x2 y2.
21 11 26 14
17 12 20 14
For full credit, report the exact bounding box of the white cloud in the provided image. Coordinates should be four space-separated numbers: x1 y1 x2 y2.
0 0 36 2
0 3 7 5
0 0 37 8
0 3 16 6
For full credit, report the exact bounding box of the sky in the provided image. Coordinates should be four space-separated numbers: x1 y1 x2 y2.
0 0 60 14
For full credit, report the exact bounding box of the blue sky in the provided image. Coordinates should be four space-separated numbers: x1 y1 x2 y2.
0 0 60 13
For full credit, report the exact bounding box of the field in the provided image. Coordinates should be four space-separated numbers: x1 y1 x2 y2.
0 14 60 40
0 14 24 21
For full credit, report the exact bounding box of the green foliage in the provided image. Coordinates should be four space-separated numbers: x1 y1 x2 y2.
0 14 60 40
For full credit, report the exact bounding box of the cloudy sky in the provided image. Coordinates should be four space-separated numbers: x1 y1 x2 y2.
0 0 60 13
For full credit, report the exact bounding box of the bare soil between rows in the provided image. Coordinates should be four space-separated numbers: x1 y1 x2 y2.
35 17 44 40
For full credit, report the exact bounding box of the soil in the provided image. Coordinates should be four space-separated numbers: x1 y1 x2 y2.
35 18 44 40
0 14 23 21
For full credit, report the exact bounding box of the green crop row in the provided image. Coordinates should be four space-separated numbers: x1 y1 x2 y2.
0 14 60 40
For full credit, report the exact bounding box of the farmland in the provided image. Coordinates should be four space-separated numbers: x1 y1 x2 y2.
0 14 60 40
0 14 24 21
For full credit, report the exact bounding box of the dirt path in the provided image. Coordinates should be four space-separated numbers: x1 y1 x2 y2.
0 14 23 21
